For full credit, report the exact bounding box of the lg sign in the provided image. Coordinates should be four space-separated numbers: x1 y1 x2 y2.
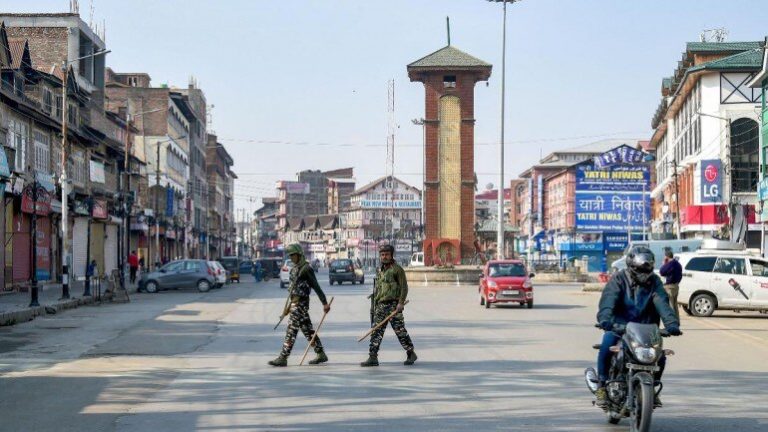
701 160 722 203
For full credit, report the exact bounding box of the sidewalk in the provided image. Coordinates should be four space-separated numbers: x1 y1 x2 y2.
0 280 136 327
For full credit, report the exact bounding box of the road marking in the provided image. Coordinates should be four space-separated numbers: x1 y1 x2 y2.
688 315 768 351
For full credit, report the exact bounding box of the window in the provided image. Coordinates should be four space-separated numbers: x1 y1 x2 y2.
33 130 51 174
749 259 768 277
684 256 717 272
443 75 456 88
488 263 526 277
164 261 184 272
730 118 759 193
55 95 63 119
7 116 29 172
713 257 746 275
42 87 53 113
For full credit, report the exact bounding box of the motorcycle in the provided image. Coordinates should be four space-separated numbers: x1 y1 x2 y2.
584 322 679 432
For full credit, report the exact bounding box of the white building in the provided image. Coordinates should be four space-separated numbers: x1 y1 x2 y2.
342 176 422 265
650 41 763 247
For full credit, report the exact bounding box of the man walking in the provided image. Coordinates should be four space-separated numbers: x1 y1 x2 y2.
128 250 139 284
659 249 683 319
361 244 417 367
269 243 330 367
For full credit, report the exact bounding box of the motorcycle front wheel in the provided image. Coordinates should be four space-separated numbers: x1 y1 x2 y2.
630 372 654 432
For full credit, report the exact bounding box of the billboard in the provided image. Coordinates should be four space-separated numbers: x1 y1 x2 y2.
575 164 650 231
700 160 722 203
360 200 421 209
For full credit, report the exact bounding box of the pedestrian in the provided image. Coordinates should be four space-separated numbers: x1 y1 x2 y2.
253 259 262 282
268 243 331 367
659 249 683 320
128 250 139 284
86 259 97 278
361 244 417 367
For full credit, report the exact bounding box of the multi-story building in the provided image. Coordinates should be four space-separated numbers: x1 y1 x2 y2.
650 40 763 248
105 70 192 264
254 197 279 258
205 133 235 258
749 41 768 232
342 176 422 266
276 168 353 232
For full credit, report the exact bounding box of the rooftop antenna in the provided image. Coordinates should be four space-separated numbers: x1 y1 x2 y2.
70 0 80 14
446 16 451 46
700 27 729 43
386 79 396 244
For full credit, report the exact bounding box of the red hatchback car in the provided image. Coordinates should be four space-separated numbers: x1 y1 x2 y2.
479 260 535 309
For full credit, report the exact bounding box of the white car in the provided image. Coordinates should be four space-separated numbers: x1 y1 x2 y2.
678 247 768 317
208 261 227 288
410 252 425 267
279 259 294 289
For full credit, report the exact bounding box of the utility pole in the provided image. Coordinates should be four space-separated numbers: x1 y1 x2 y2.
59 62 71 300
83 149 92 297
29 178 39 307
155 141 161 267
122 109 132 289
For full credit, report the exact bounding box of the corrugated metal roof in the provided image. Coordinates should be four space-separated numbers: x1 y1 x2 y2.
687 49 763 73
686 41 762 53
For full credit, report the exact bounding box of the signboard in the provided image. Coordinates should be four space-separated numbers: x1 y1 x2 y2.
280 181 310 194
21 184 51 215
593 146 645 168
35 218 51 281
604 233 629 252
700 160 722 203
92 199 108 219
360 200 421 209
759 177 768 201
537 175 543 224
165 188 175 217
0 147 10 178
89 160 106 183
575 164 650 231
309 244 324 252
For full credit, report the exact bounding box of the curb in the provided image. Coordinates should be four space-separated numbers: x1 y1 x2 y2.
0 291 114 327
582 283 605 292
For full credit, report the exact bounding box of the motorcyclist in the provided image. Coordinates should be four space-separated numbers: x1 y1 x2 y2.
595 246 682 408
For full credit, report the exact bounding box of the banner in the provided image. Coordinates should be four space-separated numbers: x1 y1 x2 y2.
360 200 421 209
166 188 175 217
575 164 650 231
92 199 108 219
89 160 106 183
700 160 722 203
593 146 645 168
21 184 51 215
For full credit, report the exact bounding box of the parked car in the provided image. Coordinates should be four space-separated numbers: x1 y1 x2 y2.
677 241 768 317
208 261 227 288
219 256 240 283
410 252 425 267
139 259 216 293
280 259 294 289
478 260 535 309
329 259 364 285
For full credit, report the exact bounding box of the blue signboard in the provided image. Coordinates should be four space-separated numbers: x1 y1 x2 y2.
700 160 722 203
0 148 10 178
593 145 646 168
604 233 629 252
165 188 175 217
575 164 650 231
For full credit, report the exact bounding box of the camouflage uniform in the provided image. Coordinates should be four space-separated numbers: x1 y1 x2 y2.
369 262 414 355
280 261 328 357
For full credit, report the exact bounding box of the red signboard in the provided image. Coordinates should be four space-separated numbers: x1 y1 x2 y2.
92 199 108 219
21 185 51 215
681 204 756 226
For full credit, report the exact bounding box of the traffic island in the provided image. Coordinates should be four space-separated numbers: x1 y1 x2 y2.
405 266 592 286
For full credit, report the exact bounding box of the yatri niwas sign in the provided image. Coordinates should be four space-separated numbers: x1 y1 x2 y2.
574 164 650 231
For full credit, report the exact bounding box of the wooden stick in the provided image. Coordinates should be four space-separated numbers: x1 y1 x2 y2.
299 297 334 365
357 300 409 342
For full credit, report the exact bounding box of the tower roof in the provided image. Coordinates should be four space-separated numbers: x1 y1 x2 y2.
408 45 491 68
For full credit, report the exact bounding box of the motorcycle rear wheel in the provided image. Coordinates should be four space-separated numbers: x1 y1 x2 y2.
630 373 654 432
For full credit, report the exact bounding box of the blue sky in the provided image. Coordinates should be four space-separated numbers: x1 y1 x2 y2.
5 0 767 214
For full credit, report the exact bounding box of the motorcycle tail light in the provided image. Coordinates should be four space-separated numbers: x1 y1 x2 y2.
609 345 621 353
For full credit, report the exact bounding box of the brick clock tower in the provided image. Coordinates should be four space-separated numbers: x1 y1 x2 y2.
408 45 492 265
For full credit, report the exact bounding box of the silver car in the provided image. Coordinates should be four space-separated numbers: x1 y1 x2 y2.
140 259 216 293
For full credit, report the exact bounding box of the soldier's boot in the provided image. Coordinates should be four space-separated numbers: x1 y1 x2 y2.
268 355 288 367
404 350 418 366
308 351 328 365
360 354 379 367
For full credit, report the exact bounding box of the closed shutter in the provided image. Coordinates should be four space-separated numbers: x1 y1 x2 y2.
72 217 88 280
104 225 118 276
12 213 30 282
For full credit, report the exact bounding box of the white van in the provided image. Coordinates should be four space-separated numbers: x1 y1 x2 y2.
677 242 768 316
410 252 425 267
610 239 703 272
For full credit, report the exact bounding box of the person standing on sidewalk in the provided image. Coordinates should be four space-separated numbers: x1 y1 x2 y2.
361 244 417 367
128 251 140 284
659 250 683 319
268 243 330 367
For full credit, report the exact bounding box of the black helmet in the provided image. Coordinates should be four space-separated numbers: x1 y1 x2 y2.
625 246 655 285
379 244 395 254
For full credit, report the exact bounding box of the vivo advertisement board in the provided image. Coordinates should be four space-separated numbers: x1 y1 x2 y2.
575 165 650 231
700 160 722 203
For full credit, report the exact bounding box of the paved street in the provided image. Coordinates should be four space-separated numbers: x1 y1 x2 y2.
1 273 767 431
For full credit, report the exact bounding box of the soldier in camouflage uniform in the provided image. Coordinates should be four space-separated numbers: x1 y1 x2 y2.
361 244 417 367
269 244 331 367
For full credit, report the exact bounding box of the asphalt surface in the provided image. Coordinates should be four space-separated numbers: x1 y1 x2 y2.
0 272 767 431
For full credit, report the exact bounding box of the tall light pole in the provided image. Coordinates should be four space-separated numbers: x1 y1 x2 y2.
58 49 110 300
488 0 520 259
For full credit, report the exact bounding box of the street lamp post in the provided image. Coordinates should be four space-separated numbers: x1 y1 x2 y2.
488 0 520 260
58 49 110 300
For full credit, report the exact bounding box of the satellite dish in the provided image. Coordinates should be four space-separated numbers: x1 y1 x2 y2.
485 183 494 191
